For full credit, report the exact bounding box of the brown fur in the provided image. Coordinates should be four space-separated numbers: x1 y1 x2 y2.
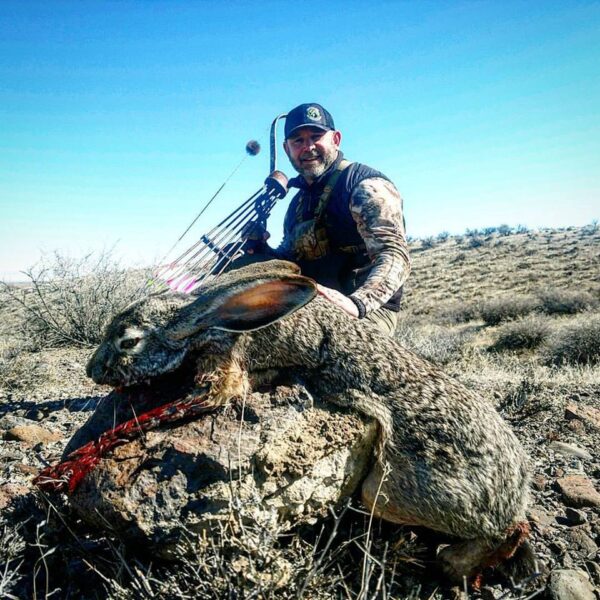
87 260 531 580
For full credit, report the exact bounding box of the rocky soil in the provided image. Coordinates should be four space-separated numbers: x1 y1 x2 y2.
1 226 599 599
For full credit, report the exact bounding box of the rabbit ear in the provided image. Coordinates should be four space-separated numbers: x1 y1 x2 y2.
170 276 317 338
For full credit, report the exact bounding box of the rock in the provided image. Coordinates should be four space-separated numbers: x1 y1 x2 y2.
565 402 600 431
24 408 46 422
549 441 593 461
14 463 38 475
528 507 556 531
557 475 600 508
566 420 585 434
532 474 548 491
548 569 596 600
0 415 32 431
0 483 29 510
565 529 598 558
4 424 62 446
480 585 502 600
586 560 600 585
550 539 567 556
65 387 377 558
564 508 587 526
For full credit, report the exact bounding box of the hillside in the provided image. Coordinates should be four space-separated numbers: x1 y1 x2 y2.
1 225 599 599
404 225 600 317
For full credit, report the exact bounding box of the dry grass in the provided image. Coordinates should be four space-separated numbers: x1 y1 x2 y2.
1 225 599 598
1 251 151 350
544 314 600 366
536 288 597 315
480 295 541 326
404 226 600 318
2 491 434 600
489 315 552 352
0 523 26 600
396 317 474 365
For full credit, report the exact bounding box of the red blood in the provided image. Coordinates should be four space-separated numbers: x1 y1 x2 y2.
34 392 216 494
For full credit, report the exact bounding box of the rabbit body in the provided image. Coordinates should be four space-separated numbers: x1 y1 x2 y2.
246 300 529 542
87 261 530 578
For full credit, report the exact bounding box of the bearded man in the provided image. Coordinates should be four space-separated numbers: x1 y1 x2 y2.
261 103 411 336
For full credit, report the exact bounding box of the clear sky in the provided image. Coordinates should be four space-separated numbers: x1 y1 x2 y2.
1 1 599 280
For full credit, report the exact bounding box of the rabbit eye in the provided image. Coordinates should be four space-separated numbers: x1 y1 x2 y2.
120 337 140 350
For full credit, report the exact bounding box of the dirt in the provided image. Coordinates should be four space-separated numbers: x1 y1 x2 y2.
1 227 599 598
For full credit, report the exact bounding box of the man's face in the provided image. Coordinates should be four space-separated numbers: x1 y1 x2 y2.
284 127 342 182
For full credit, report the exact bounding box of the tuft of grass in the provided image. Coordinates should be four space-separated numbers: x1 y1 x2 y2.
435 300 480 325
490 315 552 352
544 315 600 366
0 523 26 599
0 339 35 391
467 236 484 248
480 295 541 326
536 288 597 316
5 492 431 600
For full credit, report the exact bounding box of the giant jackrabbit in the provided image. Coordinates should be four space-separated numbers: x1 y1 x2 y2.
87 260 531 580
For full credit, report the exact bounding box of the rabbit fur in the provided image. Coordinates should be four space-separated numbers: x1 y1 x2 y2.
87 260 531 579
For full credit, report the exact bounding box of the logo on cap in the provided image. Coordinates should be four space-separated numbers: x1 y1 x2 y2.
306 106 322 121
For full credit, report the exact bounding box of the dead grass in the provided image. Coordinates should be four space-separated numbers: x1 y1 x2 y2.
1 251 150 350
536 288 597 316
480 295 541 326
396 318 474 365
1 225 599 598
543 314 600 366
489 315 552 352
404 226 600 318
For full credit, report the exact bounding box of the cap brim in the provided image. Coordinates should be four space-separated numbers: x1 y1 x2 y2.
285 124 332 139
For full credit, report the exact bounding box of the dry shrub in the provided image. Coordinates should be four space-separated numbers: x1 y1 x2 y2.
5 494 429 600
435 300 480 324
0 523 26 599
490 315 552 352
0 338 36 391
544 315 600 366
480 295 541 326
536 288 597 315
1 251 150 349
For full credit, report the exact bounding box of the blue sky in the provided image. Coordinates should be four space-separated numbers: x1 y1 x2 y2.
1 1 599 280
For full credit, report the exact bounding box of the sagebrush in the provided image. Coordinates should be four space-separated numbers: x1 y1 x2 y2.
1 251 150 349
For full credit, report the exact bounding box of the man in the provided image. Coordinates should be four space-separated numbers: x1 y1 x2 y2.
258 103 411 336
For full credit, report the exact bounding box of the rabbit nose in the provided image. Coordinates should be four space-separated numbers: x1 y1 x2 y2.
86 346 111 382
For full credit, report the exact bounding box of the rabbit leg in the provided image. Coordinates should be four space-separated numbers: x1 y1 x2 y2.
361 460 428 527
194 357 249 406
437 538 497 581
437 520 531 582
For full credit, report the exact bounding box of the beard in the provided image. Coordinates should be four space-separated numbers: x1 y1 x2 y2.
290 146 338 180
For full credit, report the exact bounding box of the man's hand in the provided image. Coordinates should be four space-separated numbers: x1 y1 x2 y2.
316 284 359 318
241 222 270 255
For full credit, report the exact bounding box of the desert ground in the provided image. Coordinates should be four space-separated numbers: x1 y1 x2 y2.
1 224 599 599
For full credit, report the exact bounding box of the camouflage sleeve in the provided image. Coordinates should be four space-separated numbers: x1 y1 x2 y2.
348 177 411 314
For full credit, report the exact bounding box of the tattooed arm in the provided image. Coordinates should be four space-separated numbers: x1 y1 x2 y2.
347 177 411 315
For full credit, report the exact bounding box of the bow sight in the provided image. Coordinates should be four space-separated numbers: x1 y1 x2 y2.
153 113 289 293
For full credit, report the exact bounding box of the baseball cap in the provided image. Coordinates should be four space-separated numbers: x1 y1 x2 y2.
284 103 335 139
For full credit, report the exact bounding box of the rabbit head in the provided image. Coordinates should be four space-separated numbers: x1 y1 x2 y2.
86 260 317 387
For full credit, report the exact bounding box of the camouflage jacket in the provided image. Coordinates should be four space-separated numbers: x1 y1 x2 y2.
275 155 411 315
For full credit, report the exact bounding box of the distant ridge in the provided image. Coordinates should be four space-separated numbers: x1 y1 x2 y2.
404 224 600 316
